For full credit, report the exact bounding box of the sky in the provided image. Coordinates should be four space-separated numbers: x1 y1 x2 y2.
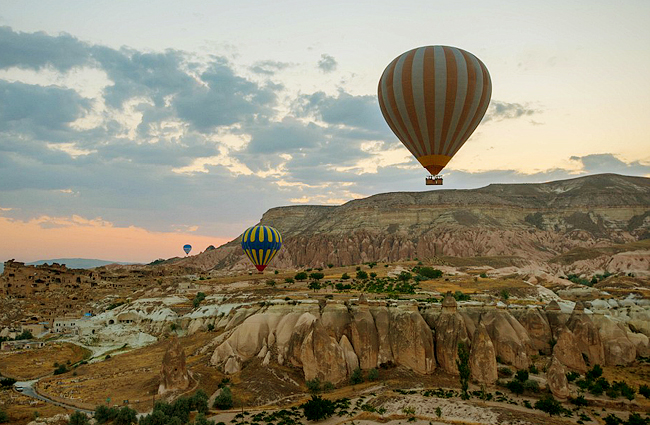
0 0 648 263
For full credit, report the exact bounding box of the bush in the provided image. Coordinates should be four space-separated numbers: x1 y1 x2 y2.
114 406 137 425
367 368 379 381
95 405 120 424
323 381 334 392
309 272 324 281
207 323 214 332
213 386 233 410
193 413 214 425
418 267 443 279
604 414 622 425
193 292 206 308
369 272 377 278
306 378 321 393
0 408 8 424
308 281 321 291
397 271 412 282
523 379 540 393
639 384 650 398
294 272 308 281
586 364 603 381
350 368 364 384
498 367 513 378
515 370 529 382
626 413 648 425
53 364 69 375
341 273 350 280
453 291 470 301
457 342 470 399
534 395 563 416
566 371 580 382
0 377 16 387
506 380 524 395
356 270 368 279
327 264 334 268
570 395 588 406
528 364 538 374
479 273 488 278
284 277 294 284
301 395 336 421
192 389 209 414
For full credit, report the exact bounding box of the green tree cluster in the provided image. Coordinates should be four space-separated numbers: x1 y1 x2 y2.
456 342 470 399
193 292 206 308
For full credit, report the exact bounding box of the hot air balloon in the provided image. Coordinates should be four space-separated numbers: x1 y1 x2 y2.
241 225 282 272
378 46 492 185
183 244 192 255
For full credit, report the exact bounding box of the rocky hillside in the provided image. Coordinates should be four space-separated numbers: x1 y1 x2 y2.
177 174 650 271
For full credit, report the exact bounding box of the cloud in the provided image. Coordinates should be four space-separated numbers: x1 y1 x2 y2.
317 54 337 73
484 100 539 122
570 153 650 175
249 60 292 75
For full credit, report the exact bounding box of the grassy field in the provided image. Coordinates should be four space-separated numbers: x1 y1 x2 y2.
0 342 91 380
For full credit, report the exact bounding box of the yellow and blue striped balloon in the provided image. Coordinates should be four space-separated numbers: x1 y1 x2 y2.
241 225 282 272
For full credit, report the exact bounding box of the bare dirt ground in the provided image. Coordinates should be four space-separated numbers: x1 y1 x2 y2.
35 332 218 412
0 342 91 380
0 388 71 425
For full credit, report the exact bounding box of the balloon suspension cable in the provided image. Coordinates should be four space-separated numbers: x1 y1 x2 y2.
425 175 443 186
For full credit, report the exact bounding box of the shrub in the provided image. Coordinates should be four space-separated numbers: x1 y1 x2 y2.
457 342 470 399
308 281 321 291
350 368 364 384
528 364 538 374
301 395 335 421
341 273 350 280
419 267 443 279
0 408 8 424
604 414 622 425
114 406 137 425
367 368 379 381
479 273 488 278
566 371 580 382
207 323 214 332
306 378 321 393
500 289 510 300
570 395 588 406
323 381 334 392
170 323 177 331
213 386 233 410
294 272 308 281
95 405 120 424
534 395 563 416
194 413 214 425
397 271 412 282
309 272 324 281
356 270 368 279
356 266 361 271
515 370 529 382
523 379 540 393
193 292 206 308
586 364 603 381
265 279 276 287
274 270 279 274
327 264 334 268
53 364 68 375
639 384 650 398
506 380 524 395
0 378 16 387
498 367 513 378
435 407 442 418
284 277 294 284
453 291 470 301
626 413 647 425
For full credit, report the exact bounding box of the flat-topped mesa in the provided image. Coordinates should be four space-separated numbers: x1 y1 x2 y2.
442 292 457 312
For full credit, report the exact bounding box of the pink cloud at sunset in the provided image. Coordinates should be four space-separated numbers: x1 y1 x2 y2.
0 214 230 264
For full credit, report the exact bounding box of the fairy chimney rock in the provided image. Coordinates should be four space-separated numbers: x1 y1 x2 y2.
158 336 190 395
442 292 457 312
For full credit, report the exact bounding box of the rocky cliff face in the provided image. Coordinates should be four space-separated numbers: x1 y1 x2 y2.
209 298 647 385
177 174 650 271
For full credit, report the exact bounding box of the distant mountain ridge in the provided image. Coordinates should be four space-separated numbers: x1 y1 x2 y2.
168 173 649 272
0 258 134 273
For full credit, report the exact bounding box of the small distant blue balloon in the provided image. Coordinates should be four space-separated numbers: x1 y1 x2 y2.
183 244 192 255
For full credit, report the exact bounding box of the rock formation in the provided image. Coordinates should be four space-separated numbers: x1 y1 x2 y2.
565 301 605 365
481 309 530 369
435 293 469 375
512 307 552 354
389 306 436 374
469 322 498 384
546 356 570 400
552 327 588 373
158 336 190 394
592 315 637 365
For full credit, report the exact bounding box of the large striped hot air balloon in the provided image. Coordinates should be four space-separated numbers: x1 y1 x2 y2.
378 46 492 185
241 225 282 272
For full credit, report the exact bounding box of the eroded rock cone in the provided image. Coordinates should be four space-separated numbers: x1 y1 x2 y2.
158 336 190 395
546 356 570 401
469 322 497 384
435 292 469 375
565 301 605 366
552 327 587 373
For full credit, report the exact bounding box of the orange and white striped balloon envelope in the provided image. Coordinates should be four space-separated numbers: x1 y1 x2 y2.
378 46 492 176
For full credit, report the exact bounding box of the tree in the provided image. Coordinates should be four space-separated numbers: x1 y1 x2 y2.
308 281 321 291
69 411 90 425
306 378 321 393
639 384 650 398
300 395 335 421
418 267 442 279
506 380 524 395
193 413 215 425
295 272 308 281
456 342 470 399
367 368 379 381
193 292 206 308
534 395 562 416
192 389 209 414
114 406 137 425
586 364 603 381
341 273 350 280
207 323 214 332
356 270 368 279
626 413 647 425
309 272 324 281
350 368 364 384
284 277 294 284
515 370 529 382
370 272 377 279
213 386 233 410
95 405 119 424
603 414 622 425
0 378 16 387
54 364 69 375
397 271 412 282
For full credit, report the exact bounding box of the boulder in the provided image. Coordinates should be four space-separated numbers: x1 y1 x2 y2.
158 336 190 394
469 323 497 384
546 356 570 400
552 327 588 373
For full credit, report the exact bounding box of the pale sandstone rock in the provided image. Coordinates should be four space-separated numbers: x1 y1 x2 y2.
370 306 395 366
513 307 552 354
546 356 570 400
434 295 468 375
565 302 605 365
350 307 379 369
339 335 360 374
553 327 588 373
390 308 436 374
592 315 637 365
300 319 348 384
481 310 529 369
469 323 497 384
158 336 190 394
